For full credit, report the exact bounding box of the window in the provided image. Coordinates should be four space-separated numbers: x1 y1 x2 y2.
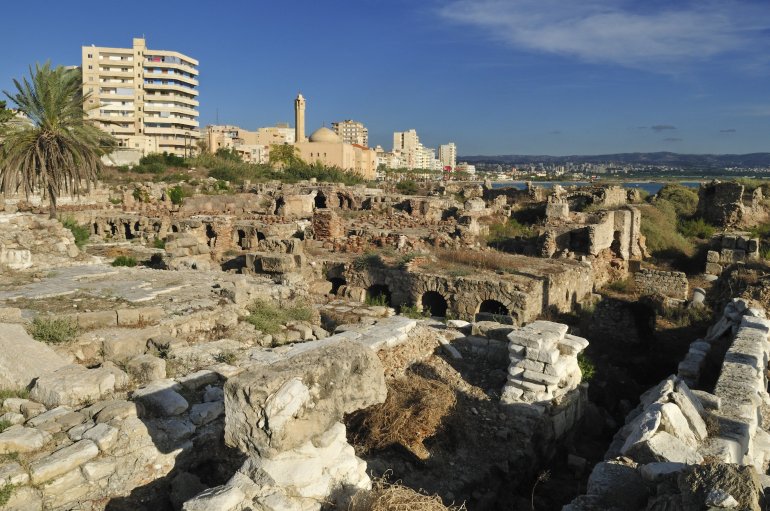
87 53 93 58
88 65 92 70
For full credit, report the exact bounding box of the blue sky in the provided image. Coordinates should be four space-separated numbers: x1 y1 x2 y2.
1 0 769 155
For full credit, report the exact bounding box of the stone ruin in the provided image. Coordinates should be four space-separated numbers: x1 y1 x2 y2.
697 180 768 228
705 232 761 276
565 299 770 511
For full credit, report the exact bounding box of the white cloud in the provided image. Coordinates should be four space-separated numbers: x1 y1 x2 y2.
438 0 770 71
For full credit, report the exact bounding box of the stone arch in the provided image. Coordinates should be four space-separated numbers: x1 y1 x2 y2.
256 231 266 242
366 284 391 306
328 277 346 295
124 223 134 240
421 291 448 317
205 224 217 248
314 193 327 209
134 221 141 232
237 229 247 249
93 223 100 235
476 299 510 321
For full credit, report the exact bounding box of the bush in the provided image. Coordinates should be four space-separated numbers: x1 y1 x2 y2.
577 353 596 381
0 484 14 507
112 256 137 267
396 180 419 195
28 317 79 343
660 306 713 328
678 218 716 240
606 278 634 294
656 184 699 217
167 185 188 205
245 299 314 335
639 202 694 258
0 388 29 402
152 238 166 249
214 351 237 364
486 218 535 242
353 252 385 270
365 294 389 307
0 420 10 433
350 477 463 511
61 217 90 248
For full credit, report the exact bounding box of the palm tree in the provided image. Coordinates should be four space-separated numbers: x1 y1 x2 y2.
0 63 114 218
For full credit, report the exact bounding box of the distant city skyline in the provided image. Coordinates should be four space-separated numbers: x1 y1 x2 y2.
1 0 769 155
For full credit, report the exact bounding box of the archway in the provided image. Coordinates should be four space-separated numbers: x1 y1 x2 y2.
366 284 391 306
476 300 510 321
237 229 247 249
124 223 134 240
328 277 346 295
205 224 217 248
315 193 327 209
421 291 448 317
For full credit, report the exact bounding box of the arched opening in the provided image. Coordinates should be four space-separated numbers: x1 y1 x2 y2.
134 221 141 232
237 229 247 249
366 284 391 306
315 193 327 209
110 222 118 236
421 291 448 317
171 225 179 233
93 223 100 235
328 277 346 295
205 224 217 248
274 197 285 215
124 223 134 240
256 231 266 242
476 300 510 321
152 222 161 233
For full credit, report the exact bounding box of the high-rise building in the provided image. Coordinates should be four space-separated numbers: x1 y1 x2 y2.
82 37 199 157
392 129 441 170
331 119 368 147
438 143 457 170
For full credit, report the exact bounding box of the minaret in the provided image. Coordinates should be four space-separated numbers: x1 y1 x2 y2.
294 93 306 143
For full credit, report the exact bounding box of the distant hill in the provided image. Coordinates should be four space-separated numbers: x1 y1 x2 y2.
460 152 770 168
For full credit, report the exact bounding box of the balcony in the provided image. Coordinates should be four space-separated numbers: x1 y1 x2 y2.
143 104 199 117
143 82 198 97
144 93 199 108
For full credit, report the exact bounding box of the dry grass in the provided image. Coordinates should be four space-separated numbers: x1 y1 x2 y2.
348 373 456 460
349 476 465 511
429 248 513 274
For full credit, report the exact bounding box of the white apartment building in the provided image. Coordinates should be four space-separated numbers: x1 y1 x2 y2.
392 129 443 171
82 37 199 157
332 119 368 147
438 143 457 170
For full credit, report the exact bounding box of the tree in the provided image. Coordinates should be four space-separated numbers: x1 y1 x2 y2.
268 143 304 169
0 100 14 125
0 63 114 218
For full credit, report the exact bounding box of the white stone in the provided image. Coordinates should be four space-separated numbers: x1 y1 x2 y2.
0 461 29 485
132 379 189 416
0 323 68 389
262 378 311 433
659 402 699 448
189 401 225 426
29 439 99 484
0 425 50 453
183 485 246 511
705 489 739 508
30 364 116 408
81 458 117 481
82 423 118 451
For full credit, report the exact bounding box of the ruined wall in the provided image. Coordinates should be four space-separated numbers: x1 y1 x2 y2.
705 233 760 276
633 268 689 300
0 213 82 271
697 181 746 227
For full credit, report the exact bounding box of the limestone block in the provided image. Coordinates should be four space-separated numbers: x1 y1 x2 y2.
256 254 296 273
20 401 46 419
126 354 166 383
30 364 116 408
691 390 721 411
0 461 29 485
93 400 140 423
132 379 189 417
203 385 225 402
77 311 118 329
183 485 246 511
189 400 225 426
225 339 386 458
82 457 117 481
29 439 99 484
507 330 546 350
586 460 648 510
621 404 663 455
0 425 50 453
178 370 220 391
0 486 42 511
705 262 723 275
706 250 721 263
102 326 160 362
0 412 24 426
639 462 686 482
82 423 118 451
117 307 164 326
2 398 31 414
671 383 708 440
659 402 699 448
526 347 559 365
624 431 703 464
559 334 589 356
27 406 72 427
0 323 69 389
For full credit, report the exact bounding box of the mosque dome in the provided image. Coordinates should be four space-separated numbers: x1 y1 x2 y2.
308 126 341 143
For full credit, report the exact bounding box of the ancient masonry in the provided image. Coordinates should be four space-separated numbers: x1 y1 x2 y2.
633 268 689 300
705 232 761 276
565 301 770 510
501 320 588 405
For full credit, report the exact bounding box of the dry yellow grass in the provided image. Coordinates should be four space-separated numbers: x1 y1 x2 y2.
349 477 465 511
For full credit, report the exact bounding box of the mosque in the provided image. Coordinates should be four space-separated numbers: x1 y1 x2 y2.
291 94 377 180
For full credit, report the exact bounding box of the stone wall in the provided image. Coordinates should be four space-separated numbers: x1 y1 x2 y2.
633 268 689 300
312 209 344 240
705 233 761 275
0 213 82 271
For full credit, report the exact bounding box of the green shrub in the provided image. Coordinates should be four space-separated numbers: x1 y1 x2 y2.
0 420 11 433
487 218 535 242
396 180 418 195
132 188 150 203
0 388 29 402
353 252 385 270
660 306 713 328
28 317 79 344
606 278 634 294
0 483 14 507
365 294 389 307
245 299 313 335
678 218 716 240
112 256 137 267
108 197 122 205
214 351 237 365
167 185 188 205
400 304 428 319
748 222 770 240
152 238 166 250
639 202 694 258
577 353 596 381
61 218 90 248
656 184 699 217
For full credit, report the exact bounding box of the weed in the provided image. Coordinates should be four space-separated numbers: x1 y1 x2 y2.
396 180 419 195
112 256 138 267
577 353 596 381
678 218 716 240
27 317 79 344
132 188 150 203
486 218 535 242
353 252 385 271
447 268 473 277
531 470 551 511
399 305 427 319
660 306 713 328
152 238 166 250
0 484 14 507
245 299 313 335
214 351 237 365
108 197 123 205
0 420 10 433
61 217 90 248
606 278 634 294
167 185 189 205
365 294 389 307
0 389 29 402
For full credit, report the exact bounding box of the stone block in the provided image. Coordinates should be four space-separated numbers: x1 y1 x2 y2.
102 326 160 362
81 458 117 481
0 425 50 453
624 431 703 464
82 423 118 451
132 379 189 417
705 262 723 275
659 402 699 448
117 307 164 326
706 250 721 263
77 311 117 329
126 354 166 383
30 364 116 408
526 347 559 365
29 439 99 484
189 401 225 426
0 323 69 389
256 254 296 273
225 339 386 458
177 370 220 391
586 460 648 510
0 461 29 485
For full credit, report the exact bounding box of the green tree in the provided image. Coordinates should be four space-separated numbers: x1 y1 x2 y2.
269 143 305 169
215 147 242 162
0 100 14 125
0 63 114 218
